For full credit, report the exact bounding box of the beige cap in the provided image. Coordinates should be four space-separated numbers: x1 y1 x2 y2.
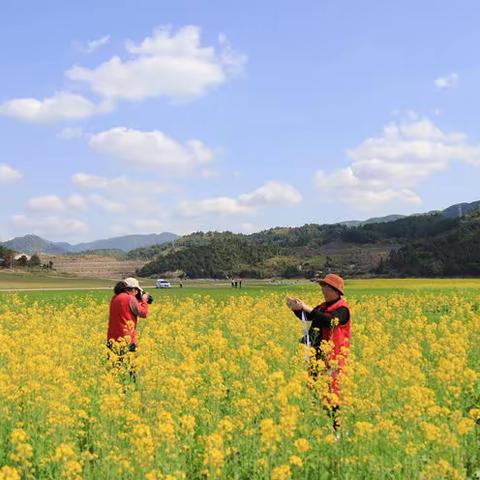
124 277 142 291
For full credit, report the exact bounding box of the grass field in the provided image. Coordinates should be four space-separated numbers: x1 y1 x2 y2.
2 272 480 303
0 275 478 479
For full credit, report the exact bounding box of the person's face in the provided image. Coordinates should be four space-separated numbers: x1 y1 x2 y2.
321 283 340 302
127 288 136 296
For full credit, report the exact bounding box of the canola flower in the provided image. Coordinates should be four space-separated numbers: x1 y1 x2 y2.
0 290 478 479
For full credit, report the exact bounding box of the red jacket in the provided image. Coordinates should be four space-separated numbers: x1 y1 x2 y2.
107 292 148 344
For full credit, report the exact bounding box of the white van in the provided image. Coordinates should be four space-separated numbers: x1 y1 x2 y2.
155 278 171 288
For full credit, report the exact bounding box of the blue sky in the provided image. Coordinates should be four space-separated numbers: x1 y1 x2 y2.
1 0 480 241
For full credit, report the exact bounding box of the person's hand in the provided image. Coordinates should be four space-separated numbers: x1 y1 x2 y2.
287 297 302 310
296 300 309 311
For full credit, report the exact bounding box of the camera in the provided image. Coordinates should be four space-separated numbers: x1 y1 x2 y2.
136 290 154 304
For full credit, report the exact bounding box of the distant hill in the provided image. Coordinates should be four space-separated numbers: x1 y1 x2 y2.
383 209 480 276
68 233 179 253
440 200 480 219
137 200 480 279
3 234 69 255
338 214 406 227
337 200 480 227
2 232 179 255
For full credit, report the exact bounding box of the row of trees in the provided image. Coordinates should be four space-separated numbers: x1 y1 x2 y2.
0 246 13 268
14 253 42 268
0 248 53 270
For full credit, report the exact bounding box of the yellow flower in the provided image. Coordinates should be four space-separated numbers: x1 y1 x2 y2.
324 434 337 444
271 464 291 480
456 417 475 435
0 466 21 480
203 432 225 476
294 438 310 453
289 455 303 468
8 429 33 467
260 419 280 452
179 414 196 435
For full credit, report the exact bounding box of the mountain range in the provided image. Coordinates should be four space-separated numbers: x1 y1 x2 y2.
2 232 179 255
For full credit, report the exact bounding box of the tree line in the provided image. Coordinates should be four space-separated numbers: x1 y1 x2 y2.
136 211 479 279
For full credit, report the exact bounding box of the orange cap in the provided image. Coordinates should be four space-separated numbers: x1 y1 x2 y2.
318 273 345 295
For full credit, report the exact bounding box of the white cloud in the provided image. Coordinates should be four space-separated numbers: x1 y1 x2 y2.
27 194 88 213
88 194 124 212
77 34 111 54
72 172 114 189
67 194 88 210
434 73 458 89
26 192 124 214
218 33 248 78
239 181 302 206
180 181 302 217
180 197 252 217
66 25 246 102
12 214 88 236
72 173 170 218
1 26 245 126
0 164 22 184
28 195 65 212
314 117 480 209
0 92 112 123
89 127 213 173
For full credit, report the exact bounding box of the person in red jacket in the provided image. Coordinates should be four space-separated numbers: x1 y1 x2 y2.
107 277 149 355
287 273 351 429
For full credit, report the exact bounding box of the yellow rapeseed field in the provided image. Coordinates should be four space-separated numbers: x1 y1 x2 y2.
0 290 479 479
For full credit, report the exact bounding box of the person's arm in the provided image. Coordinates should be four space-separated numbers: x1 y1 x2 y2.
308 307 349 329
129 295 148 318
293 309 304 320
287 297 314 313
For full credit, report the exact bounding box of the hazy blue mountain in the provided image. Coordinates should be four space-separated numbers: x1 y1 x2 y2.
2 232 179 254
339 200 480 227
69 233 179 253
2 234 69 254
440 200 480 219
339 214 406 227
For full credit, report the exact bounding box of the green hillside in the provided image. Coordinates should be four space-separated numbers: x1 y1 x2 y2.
136 212 473 279
383 210 480 276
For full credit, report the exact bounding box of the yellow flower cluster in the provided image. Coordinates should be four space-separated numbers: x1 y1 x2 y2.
0 289 478 478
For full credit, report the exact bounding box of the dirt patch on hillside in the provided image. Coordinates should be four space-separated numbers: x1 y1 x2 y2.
40 254 147 278
319 240 399 274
